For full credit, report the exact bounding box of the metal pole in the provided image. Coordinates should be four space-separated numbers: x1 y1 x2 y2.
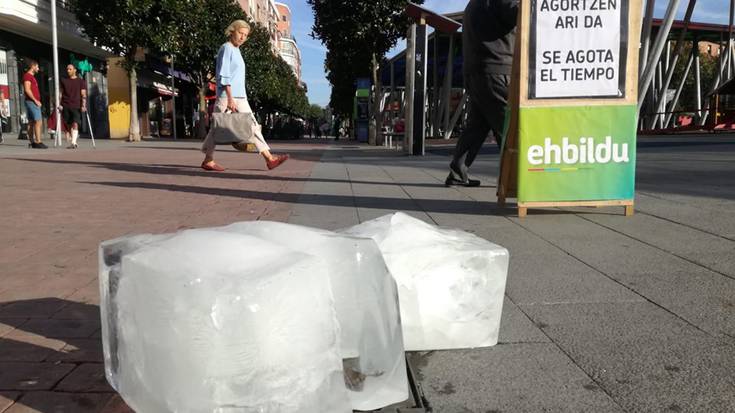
728 0 734 79
405 23 416 155
86 112 96 148
431 33 439 137
694 38 702 118
640 0 657 75
51 0 61 147
638 0 681 111
651 61 664 129
664 48 694 127
648 0 697 129
413 22 428 156
171 57 177 140
442 34 454 138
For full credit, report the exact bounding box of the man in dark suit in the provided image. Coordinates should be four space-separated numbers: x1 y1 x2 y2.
446 0 519 187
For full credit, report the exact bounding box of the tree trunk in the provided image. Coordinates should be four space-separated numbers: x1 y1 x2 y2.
128 66 140 141
368 53 380 145
374 58 384 146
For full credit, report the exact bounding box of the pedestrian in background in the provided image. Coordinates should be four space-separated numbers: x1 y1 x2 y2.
445 0 518 187
23 59 47 149
59 63 87 149
0 90 9 144
200 20 289 171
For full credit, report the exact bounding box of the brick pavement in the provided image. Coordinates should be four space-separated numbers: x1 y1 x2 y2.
2 135 735 412
0 138 326 412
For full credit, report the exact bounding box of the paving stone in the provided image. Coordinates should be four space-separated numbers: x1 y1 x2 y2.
46 339 104 363
0 362 75 391
0 392 19 413
520 302 735 412
0 320 24 338
497 297 549 344
0 332 66 362
17 318 100 339
0 299 68 319
410 343 623 412
100 395 134 413
515 214 735 337
56 364 111 393
5 392 112 413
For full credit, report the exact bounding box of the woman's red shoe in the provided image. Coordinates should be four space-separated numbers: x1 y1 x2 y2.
266 154 289 170
201 161 225 172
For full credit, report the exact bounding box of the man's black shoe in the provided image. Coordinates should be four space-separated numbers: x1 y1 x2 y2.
445 177 481 187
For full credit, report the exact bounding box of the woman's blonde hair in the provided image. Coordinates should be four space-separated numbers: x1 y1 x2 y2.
225 20 251 38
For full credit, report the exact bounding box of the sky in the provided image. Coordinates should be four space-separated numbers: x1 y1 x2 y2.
283 0 731 108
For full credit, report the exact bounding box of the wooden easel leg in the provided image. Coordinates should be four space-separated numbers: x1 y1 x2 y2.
624 205 634 216
518 206 527 218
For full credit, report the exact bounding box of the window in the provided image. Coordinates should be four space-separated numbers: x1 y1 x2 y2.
282 15 287 21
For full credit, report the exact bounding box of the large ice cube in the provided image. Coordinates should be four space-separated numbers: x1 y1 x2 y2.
99 229 351 413
341 212 509 351
217 221 408 411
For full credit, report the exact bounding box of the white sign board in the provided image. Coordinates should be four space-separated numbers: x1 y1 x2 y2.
530 0 627 99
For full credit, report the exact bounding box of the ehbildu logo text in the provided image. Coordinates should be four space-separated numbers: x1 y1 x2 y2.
527 137 629 165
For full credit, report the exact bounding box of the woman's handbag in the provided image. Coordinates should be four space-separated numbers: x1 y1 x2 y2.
208 111 261 145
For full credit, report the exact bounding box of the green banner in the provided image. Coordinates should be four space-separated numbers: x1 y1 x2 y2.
518 105 637 202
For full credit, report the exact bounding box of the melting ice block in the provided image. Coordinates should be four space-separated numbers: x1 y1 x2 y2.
216 221 408 411
99 228 351 413
341 212 510 351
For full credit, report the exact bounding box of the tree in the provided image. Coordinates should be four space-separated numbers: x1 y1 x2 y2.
69 0 174 141
671 42 720 114
150 0 248 138
72 0 311 138
244 23 311 121
308 0 422 143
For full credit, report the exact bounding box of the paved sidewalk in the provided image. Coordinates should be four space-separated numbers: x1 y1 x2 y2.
1 134 734 412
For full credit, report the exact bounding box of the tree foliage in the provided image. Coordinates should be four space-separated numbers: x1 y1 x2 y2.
69 0 172 71
70 0 312 130
671 42 720 113
244 24 309 117
308 0 422 118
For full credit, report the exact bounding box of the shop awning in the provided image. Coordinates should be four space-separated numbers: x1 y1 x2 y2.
153 81 178 97
137 69 178 97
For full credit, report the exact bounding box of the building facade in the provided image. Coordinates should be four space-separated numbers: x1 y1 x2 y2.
0 0 111 137
275 2 303 86
239 0 280 52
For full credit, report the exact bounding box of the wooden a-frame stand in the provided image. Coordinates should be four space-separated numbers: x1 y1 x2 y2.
497 0 641 218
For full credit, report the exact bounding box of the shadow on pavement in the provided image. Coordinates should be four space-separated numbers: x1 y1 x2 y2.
83 180 512 216
0 298 128 412
12 158 455 189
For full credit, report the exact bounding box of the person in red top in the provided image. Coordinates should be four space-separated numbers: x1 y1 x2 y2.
59 64 87 149
23 59 46 149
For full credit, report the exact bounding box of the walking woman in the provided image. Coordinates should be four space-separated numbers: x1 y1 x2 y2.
201 20 288 171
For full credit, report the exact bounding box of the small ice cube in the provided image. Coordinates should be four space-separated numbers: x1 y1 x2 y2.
341 212 510 351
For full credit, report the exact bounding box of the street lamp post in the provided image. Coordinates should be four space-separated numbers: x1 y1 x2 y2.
51 0 61 147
